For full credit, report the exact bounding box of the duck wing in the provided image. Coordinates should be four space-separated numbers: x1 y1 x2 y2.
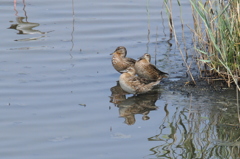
150 64 168 75
125 57 136 64
129 76 160 94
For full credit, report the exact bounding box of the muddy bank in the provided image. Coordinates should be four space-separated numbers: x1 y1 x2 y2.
160 75 239 125
162 75 236 103
164 76 234 93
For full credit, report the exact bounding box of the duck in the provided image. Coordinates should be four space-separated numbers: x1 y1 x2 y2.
110 46 136 73
135 53 168 81
119 66 160 94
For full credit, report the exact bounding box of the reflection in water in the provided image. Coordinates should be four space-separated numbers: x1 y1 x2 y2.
109 81 128 105
9 17 45 36
146 96 240 159
110 82 160 125
118 94 159 125
10 1 46 41
70 0 75 52
14 0 26 17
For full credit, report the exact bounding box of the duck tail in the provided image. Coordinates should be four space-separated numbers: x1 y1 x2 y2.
150 80 161 86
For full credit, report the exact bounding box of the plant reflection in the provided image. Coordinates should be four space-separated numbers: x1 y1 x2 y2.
110 82 160 125
146 97 240 159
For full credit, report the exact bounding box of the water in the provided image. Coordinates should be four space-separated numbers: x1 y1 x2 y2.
1 0 240 159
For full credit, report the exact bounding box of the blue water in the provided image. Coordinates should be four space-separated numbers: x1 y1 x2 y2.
1 0 239 159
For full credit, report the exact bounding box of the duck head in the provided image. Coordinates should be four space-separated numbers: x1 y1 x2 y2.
139 53 151 62
110 46 127 57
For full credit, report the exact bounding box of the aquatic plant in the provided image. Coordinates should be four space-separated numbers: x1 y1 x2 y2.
190 0 240 89
160 1 240 158
164 0 240 89
189 0 240 122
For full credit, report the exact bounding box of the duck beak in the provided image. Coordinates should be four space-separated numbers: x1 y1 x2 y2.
119 69 127 73
110 51 116 55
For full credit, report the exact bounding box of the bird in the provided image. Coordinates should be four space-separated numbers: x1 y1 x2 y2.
110 46 136 73
134 53 168 81
119 66 160 94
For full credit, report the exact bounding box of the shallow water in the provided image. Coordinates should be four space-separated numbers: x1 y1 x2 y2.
1 0 240 159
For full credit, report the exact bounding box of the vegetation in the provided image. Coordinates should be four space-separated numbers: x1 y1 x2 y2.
159 1 240 158
190 0 240 89
164 0 240 89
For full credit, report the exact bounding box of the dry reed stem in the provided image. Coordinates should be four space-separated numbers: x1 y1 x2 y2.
237 84 240 123
164 0 196 84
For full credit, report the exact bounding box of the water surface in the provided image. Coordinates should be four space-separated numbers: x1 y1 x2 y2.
1 0 240 159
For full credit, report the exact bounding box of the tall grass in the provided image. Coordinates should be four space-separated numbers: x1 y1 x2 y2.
164 0 240 123
190 0 240 88
164 0 240 88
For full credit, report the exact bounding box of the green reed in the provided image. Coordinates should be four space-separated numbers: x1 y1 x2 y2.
190 0 240 88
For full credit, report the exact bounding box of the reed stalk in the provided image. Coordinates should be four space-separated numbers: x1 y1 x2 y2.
190 0 240 89
164 0 196 84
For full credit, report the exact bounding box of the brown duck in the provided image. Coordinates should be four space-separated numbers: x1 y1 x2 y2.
110 46 136 73
135 53 168 81
119 66 160 94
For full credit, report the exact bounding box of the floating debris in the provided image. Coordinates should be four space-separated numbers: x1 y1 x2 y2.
79 103 86 107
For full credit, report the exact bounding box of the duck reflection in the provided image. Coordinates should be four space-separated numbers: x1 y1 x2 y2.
9 17 45 35
109 81 128 105
9 0 46 41
110 82 160 125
